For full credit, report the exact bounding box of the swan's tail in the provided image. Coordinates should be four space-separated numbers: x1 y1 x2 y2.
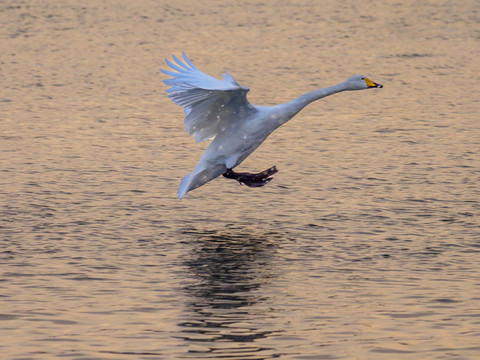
178 173 193 199
177 164 226 199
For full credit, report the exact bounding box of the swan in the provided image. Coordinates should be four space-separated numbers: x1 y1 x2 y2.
161 53 383 199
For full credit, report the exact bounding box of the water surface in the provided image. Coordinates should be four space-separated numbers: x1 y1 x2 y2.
1 0 480 359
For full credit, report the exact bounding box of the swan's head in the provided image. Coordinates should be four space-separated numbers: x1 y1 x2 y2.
344 74 383 90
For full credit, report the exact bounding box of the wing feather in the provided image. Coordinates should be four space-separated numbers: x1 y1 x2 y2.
165 59 188 73
181 51 199 70
161 53 256 142
172 54 192 70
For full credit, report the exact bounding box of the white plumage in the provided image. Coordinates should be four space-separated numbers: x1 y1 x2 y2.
161 53 382 199
162 53 253 143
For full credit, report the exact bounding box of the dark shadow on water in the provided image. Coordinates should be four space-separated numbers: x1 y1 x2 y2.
177 225 285 359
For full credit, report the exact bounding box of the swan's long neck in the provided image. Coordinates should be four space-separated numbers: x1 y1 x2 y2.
259 82 348 134
282 82 347 119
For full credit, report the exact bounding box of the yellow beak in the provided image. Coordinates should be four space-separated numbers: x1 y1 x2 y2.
365 77 383 88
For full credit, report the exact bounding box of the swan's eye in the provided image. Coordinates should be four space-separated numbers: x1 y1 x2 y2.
361 77 365 80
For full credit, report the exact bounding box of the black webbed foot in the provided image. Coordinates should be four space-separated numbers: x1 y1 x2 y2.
223 166 278 187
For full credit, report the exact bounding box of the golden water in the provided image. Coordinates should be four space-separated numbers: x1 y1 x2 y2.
1 0 479 359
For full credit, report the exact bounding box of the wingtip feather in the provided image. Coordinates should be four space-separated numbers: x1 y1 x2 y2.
182 52 198 70
160 69 180 77
165 58 187 73
172 54 191 71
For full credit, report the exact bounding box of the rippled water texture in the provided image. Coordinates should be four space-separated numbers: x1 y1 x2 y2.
1 0 480 359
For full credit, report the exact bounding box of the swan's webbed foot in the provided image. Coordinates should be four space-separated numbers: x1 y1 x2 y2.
223 166 278 187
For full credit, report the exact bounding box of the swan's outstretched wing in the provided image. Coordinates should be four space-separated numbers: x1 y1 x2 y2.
161 53 256 142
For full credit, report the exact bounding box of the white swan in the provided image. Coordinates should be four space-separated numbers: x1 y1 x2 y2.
161 53 383 199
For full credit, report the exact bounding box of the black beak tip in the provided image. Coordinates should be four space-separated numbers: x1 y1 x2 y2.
368 82 383 89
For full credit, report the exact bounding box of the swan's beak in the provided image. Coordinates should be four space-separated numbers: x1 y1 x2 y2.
365 78 383 88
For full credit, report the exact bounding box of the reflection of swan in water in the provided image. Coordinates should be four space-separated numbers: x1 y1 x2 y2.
178 226 283 359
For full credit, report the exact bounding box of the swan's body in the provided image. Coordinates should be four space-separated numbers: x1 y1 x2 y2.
161 53 382 199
